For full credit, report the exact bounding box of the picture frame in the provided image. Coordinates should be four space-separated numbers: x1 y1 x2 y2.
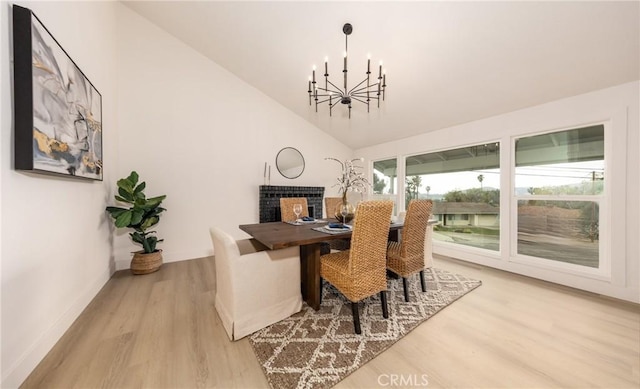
13 5 103 181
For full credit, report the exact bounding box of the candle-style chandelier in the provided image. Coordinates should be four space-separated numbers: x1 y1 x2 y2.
308 23 387 118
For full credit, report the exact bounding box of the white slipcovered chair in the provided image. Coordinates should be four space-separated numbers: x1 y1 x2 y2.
210 227 302 341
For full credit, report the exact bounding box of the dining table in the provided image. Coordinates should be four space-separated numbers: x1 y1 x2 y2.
239 219 403 310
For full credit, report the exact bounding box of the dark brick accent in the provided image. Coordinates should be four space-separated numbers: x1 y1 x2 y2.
259 186 325 223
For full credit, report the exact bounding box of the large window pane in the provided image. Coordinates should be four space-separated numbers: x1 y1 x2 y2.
372 158 398 214
406 143 500 252
515 125 604 195
373 158 397 195
517 200 599 267
515 124 603 268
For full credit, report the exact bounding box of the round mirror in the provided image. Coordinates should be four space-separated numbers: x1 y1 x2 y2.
276 147 305 179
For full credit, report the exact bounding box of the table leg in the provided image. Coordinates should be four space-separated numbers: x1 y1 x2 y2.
300 243 321 311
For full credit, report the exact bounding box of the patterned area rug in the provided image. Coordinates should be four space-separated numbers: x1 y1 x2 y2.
249 267 481 389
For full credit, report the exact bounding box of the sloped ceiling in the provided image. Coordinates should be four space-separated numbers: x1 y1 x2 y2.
122 1 639 149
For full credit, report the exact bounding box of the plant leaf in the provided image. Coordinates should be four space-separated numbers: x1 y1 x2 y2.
140 216 159 231
114 210 133 228
133 181 146 195
117 187 134 202
130 208 144 226
117 178 134 194
114 195 131 203
127 171 139 187
105 206 127 218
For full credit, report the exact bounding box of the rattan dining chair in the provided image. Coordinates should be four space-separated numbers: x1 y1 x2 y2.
324 197 342 219
324 196 350 251
386 199 433 302
281 197 331 255
320 200 394 334
280 197 309 222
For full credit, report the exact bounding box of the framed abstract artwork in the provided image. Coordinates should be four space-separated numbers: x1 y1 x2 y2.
13 5 103 181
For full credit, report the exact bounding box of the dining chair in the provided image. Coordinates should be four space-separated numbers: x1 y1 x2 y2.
320 200 394 334
281 197 331 255
210 227 302 341
324 196 351 251
324 197 342 219
280 197 309 222
386 199 434 302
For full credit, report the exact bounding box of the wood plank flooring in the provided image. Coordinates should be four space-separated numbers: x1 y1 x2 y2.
21 255 640 388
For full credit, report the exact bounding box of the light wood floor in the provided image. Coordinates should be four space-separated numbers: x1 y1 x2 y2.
22 255 640 388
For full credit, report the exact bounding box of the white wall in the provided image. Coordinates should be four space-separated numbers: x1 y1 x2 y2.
0 2 353 387
357 81 640 303
114 5 352 269
1 1 120 387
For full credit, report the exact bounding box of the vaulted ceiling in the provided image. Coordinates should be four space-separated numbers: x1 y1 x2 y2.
122 1 639 149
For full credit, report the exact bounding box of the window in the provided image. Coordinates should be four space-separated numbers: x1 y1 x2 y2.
514 124 604 269
373 158 397 195
405 143 500 252
372 158 398 213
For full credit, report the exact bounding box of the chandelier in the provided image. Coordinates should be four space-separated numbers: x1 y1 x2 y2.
307 23 387 118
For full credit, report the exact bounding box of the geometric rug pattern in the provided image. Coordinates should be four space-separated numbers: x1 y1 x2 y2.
249 267 482 389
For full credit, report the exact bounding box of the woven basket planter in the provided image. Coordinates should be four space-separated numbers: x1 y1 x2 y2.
130 250 163 275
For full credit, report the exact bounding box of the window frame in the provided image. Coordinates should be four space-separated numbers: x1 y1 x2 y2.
370 155 401 215
403 140 502 255
509 122 611 280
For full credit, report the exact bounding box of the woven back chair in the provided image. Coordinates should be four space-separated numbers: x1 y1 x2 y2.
324 197 342 219
324 197 350 251
279 197 309 222
320 200 394 334
387 199 433 302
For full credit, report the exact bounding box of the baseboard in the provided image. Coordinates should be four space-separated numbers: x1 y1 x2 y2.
1 266 112 389
114 248 212 271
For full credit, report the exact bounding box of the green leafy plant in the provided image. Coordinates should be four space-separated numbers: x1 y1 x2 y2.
106 171 167 253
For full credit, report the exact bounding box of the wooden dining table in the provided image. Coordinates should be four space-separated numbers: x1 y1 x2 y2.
239 220 403 310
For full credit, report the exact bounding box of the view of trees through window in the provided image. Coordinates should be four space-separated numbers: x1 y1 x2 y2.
404 143 501 252
373 125 604 267
515 124 604 268
372 158 398 214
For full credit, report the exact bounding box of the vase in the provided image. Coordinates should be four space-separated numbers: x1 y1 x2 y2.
130 250 163 275
334 193 355 223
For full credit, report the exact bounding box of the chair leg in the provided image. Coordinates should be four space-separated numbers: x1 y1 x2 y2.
351 302 361 334
403 277 410 302
420 270 426 292
319 277 323 305
380 291 389 319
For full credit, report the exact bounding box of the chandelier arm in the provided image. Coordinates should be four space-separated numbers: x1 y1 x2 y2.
350 96 370 105
317 97 338 104
347 78 369 95
326 79 345 95
352 93 380 100
316 86 343 96
317 93 336 98
351 83 380 94
315 94 341 100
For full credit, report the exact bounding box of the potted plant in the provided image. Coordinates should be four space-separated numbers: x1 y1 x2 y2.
106 171 167 274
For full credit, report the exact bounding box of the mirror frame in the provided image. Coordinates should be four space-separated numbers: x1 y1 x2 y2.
275 147 305 179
